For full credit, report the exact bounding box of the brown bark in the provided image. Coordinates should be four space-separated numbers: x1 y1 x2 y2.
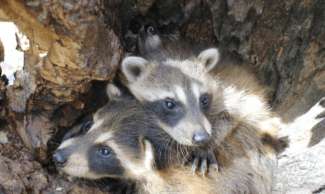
0 0 121 193
0 0 324 193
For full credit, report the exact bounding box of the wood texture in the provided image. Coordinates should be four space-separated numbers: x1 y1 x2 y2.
0 0 324 193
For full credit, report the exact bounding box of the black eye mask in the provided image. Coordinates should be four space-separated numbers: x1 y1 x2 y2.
143 99 185 127
87 144 125 177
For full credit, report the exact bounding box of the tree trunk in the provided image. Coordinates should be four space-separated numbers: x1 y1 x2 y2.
0 0 324 193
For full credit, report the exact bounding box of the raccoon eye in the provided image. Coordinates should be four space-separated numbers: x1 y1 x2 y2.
164 98 176 110
200 94 210 108
97 146 111 157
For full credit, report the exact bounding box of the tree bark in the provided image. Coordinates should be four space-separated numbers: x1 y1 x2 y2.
0 0 324 193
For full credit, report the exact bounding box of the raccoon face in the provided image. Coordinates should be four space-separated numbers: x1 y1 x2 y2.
121 48 224 146
53 101 160 180
53 103 129 179
54 131 156 181
53 125 125 179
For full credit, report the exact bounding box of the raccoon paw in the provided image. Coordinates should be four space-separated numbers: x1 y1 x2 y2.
189 149 219 176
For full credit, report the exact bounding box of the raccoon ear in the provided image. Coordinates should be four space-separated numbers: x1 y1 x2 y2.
106 83 122 100
198 48 220 72
121 56 149 82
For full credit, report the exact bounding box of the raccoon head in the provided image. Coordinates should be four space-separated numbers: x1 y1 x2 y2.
53 124 125 179
52 101 138 179
121 48 225 146
53 100 168 180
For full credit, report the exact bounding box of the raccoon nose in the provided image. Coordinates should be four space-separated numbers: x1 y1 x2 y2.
53 150 67 167
192 131 210 145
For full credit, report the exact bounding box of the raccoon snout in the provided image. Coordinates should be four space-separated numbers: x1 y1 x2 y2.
53 149 68 168
192 131 210 145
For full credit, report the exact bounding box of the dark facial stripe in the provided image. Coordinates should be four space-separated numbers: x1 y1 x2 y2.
143 99 185 127
88 144 124 176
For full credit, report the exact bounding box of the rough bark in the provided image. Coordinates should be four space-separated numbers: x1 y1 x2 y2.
0 0 324 193
0 0 121 193
207 0 325 121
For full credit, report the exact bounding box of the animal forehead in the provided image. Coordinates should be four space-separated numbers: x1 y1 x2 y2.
136 72 207 105
91 104 130 133
145 65 207 92
82 124 116 145
146 64 188 82
163 58 206 78
88 114 147 144
93 104 118 122
94 131 114 143
84 116 119 143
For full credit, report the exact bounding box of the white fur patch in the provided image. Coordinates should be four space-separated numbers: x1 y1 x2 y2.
62 153 99 179
88 118 104 133
175 85 187 105
191 83 201 100
223 86 269 123
164 59 205 81
143 140 155 170
95 131 113 143
134 87 175 102
202 116 212 135
58 138 75 149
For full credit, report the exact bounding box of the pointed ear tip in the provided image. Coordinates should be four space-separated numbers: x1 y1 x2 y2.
121 56 150 82
121 56 149 74
121 56 134 67
122 56 147 63
198 48 221 71
199 48 220 58
210 47 219 52
208 48 220 55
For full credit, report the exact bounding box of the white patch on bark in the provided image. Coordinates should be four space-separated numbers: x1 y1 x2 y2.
273 98 325 194
0 22 29 85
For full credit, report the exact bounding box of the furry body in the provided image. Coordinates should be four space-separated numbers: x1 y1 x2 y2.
54 99 277 194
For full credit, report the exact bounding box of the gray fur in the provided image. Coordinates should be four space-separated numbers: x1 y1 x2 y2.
55 99 277 194
121 55 224 146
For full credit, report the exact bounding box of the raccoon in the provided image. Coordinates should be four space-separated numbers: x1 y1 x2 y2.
53 99 185 179
115 28 286 173
53 99 276 194
143 25 282 130
119 48 221 146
